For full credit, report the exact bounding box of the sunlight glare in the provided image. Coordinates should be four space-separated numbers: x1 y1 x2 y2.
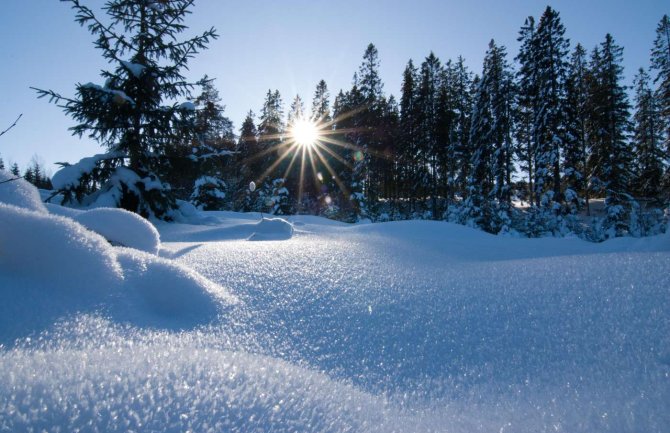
291 119 319 148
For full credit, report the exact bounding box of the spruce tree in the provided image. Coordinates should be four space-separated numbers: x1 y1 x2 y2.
416 52 443 218
355 44 385 219
235 111 259 211
256 90 286 210
450 56 474 209
514 16 538 207
533 7 570 218
563 44 591 214
464 40 514 233
589 35 635 238
399 59 421 217
650 15 670 198
34 0 217 219
0 156 5 171
311 80 331 123
10 163 20 177
188 77 234 210
632 68 664 201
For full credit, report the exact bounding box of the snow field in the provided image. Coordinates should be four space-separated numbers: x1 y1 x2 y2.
1 174 669 432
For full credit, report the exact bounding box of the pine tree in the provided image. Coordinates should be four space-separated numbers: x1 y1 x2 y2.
256 90 286 210
0 155 5 171
589 35 635 238
650 15 670 198
186 77 234 209
34 0 217 219
632 68 664 201
355 43 385 219
464 40 514 233
416 52 443 218
399 59 421 217
533 7 570 218
450 56 474 208
10 163 20 177
23 167 35 185
311 80 331 123
257 89 285 177
514 16 538 207
563 44 591 214
235 111 259 211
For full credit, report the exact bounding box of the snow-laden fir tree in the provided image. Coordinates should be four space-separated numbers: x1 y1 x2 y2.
533 7 570 223
463 40 514 233
188 77 235 210
0 156 4 171
416 52 443 218
650 15 670 199
631 68 664 202
514 16 538 207
35 0 217 219
234 111 259 211
353 44 386 219
311 80 331 123
399 59 421 217
333 85 368 222
563 44 591 215
449 56 474 211
588 35 635 238
10 163 20 177
256 90 286 211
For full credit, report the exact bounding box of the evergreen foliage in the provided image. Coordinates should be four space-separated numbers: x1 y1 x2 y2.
34 0 217 219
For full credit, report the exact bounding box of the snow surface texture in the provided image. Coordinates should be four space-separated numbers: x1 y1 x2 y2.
0 184 236 344
1 199 670 431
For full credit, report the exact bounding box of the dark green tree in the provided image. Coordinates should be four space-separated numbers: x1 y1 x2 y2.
34 0 217 219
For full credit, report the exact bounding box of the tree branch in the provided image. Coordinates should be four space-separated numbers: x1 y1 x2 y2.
0 114 23 138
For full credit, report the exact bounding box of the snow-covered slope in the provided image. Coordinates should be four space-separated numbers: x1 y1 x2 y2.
1 178 669 432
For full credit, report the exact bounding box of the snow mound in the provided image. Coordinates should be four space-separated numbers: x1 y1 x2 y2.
0 169 47 213
0 203 123 287
0 203 236 344
111 249 237 329
73 207 161 254
248 217 294 241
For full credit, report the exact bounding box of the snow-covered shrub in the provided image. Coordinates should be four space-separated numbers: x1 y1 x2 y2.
190 175 226 210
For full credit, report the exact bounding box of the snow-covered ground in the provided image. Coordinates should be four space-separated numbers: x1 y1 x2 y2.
1 172 669 432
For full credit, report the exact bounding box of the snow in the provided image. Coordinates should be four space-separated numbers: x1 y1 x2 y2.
120 60 146 78
1 181 669 432
0 169 47 213
0 182 236 345
73 207 161 254
180 101 196 111
51 151 124 190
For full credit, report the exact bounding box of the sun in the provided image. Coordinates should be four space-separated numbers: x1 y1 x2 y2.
291 118 319 148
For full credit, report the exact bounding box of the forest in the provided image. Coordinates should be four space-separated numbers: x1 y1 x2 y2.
13 2 670 241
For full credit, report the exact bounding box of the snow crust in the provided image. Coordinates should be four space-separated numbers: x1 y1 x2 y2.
1 189 669 432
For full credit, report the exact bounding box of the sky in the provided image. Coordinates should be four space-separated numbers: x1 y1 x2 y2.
0 0 667 175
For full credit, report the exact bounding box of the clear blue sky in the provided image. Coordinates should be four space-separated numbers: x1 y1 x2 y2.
1 0 667 174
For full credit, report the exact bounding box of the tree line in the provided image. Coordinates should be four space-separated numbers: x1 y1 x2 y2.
35 2 669 240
